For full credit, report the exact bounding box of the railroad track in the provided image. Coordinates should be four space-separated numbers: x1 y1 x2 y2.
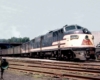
2 57 100 80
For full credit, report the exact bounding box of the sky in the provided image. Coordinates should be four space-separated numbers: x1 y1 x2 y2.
0 0 100 39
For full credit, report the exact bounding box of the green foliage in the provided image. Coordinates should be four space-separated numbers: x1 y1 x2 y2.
0 37 30 43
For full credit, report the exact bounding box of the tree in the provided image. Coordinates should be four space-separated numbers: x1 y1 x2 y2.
0 37 30 43
22 37 30 43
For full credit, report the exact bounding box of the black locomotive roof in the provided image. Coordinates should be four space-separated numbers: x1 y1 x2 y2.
46 24 91 35
29 24 91 43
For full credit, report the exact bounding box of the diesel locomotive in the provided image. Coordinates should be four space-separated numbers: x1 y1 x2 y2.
0 24 96 61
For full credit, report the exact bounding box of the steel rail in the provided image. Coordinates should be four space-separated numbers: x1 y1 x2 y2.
8 60 100 70
9 63 100 74
9 66 100 80
8 62 100 80
3 57 100 80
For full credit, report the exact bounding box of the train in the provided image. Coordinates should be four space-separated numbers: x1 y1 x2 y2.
0 24 96 61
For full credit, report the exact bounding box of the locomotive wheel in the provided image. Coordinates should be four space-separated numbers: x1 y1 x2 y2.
67 51 75 60
61 54 64 58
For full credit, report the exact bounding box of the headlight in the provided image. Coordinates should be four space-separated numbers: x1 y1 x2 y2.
70 35 79 40
85 35 88 39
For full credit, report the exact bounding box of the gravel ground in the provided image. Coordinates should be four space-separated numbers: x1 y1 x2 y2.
1 71 33 80
0 70 65 80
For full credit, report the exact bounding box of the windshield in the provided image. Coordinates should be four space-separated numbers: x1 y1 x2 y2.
77 26 83 29
65 26 76 31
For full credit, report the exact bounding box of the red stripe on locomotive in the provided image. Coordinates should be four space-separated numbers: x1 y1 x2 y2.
82 39 92 45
